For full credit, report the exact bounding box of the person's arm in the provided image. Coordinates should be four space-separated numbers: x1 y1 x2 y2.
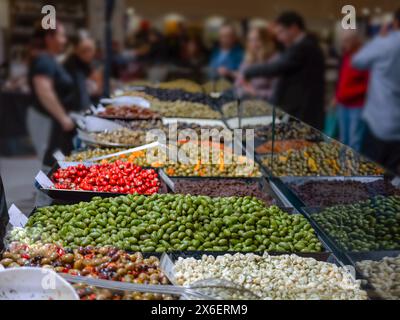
352 38 383 70
33 75 74 131
244 48 303 79
0 175 8 252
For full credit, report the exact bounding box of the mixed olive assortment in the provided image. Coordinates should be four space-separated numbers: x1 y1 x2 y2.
88 128 150 147
221 99 275 118
255 139 314 154
66 148 123 162
10 194 323 253
151 100 222 119
246 122 322 141
127 90 221 119
312 195 400 252
98 105 160 120
156 79 203 93
73 284 177 300
164 143 262 177
261 142 384 176
0 244 175 300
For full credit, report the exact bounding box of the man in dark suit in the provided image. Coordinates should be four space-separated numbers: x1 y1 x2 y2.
244 11 325 130
0 175 8 251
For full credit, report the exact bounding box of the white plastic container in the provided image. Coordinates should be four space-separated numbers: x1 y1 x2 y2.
0 268 79 300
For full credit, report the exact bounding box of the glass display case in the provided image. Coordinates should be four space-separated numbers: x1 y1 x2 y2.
2 80 400 300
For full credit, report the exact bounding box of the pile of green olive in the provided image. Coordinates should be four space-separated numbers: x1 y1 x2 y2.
10 194 323 253
312 195 400 252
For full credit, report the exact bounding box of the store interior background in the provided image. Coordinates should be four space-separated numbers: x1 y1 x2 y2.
0 0 399 211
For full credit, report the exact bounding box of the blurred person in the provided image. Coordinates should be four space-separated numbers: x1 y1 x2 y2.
244 11 325 130
178 34 209 82
235 26 279 100
334 29 369 151
64 32 101 112
111 41 129 79
165 21 188 64
353 9 400 174
27 21 75 168
209 22 244 80
0 175 8 252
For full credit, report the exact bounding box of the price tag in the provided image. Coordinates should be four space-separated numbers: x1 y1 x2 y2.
8 204 28 228
35 171 54 189
53 150 65 161
160 253 177 285
159 169 175 191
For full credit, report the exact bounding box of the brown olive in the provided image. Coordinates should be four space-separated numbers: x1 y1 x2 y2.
0 258 14 267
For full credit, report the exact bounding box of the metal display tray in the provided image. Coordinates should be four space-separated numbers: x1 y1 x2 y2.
77 129 150 148
36 164 169 202
276 176 387 209
346 250 400 300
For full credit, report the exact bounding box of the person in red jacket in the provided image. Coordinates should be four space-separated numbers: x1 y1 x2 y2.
334 29 369 151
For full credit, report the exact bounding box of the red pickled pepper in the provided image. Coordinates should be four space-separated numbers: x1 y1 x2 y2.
52 161 160 195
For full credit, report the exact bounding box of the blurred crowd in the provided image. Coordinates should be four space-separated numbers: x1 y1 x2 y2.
1 8 400 175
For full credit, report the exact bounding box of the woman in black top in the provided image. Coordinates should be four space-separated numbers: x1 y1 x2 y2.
28 21 76 168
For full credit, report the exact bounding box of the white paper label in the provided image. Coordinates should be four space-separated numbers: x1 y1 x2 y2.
53 150 65 161
159 169 175 191
160 253 177 285
8 204 28 227
35 171 54 189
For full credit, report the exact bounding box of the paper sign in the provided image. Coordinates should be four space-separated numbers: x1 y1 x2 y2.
160 253 177 285
53 150 65 161
35 171 54 189
8 204 28 227
159 169 175 191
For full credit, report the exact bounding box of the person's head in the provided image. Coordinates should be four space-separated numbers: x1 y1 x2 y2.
71 31 96 64
339 29 363 53
275 11 306 47
32 20 67 54
219 22 238 50
245 27 275 63
394 8 400 29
